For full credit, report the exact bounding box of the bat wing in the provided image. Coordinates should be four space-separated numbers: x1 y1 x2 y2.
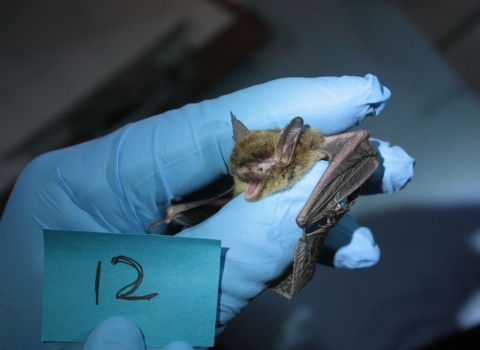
270 130 379 299
297 130 379 229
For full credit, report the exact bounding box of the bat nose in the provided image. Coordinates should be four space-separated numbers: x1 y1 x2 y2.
231 166 248 177
236 167 248 176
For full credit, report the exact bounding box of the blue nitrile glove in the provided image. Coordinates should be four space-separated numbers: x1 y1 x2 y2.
0 74 414 349
83 317 194 350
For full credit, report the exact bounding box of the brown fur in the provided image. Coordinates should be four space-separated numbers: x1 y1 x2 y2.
229 127 327 199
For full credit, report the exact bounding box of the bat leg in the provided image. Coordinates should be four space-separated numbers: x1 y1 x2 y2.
148 188 234 232
148 199 210 232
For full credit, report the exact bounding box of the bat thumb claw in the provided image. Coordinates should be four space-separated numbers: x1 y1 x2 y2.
300 228 307 241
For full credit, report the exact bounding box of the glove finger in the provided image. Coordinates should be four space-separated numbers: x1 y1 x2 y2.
146 74 390 200
362 138 415 195
318 213 380 268
83 316 145 350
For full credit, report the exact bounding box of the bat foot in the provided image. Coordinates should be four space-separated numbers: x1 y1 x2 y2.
147 219 167 233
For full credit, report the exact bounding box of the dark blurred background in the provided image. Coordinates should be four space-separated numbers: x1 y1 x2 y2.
1 0 480 349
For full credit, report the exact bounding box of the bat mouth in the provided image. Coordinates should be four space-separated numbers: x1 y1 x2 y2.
244 180 264 202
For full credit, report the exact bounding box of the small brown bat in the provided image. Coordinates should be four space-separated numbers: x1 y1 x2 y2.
150 112 379 299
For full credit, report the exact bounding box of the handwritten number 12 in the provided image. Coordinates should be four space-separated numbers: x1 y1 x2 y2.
95 255 159 305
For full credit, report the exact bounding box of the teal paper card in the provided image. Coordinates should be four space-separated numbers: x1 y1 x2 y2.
42 230 221 347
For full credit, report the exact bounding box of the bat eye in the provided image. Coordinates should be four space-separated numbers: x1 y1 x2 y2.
257 167 263 171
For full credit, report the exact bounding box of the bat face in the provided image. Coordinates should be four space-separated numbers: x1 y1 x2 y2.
229 129 280 201
229 114 327 201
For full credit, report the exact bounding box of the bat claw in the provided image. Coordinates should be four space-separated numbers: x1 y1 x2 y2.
300 228 308 242
147 219 167 233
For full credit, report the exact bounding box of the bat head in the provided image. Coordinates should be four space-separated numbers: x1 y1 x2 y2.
229 112 305 201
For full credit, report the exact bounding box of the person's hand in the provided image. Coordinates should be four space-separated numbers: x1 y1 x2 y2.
0 74 414 349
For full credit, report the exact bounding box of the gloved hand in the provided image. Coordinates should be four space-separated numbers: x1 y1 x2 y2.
0 74 414 349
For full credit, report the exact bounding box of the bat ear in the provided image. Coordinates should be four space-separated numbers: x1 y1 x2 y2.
275 117 304 165
231 112 250 144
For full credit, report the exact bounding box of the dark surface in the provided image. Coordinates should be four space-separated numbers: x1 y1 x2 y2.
0 0 268 216
214 204 480 349
420 325 480 349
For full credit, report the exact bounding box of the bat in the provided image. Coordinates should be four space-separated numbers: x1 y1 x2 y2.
150 112 379 299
